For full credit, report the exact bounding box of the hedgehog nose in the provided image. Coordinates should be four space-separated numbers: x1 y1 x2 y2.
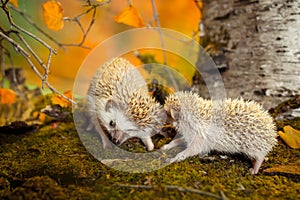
112 138 120 145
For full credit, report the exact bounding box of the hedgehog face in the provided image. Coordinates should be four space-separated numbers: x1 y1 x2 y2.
101 99 147 146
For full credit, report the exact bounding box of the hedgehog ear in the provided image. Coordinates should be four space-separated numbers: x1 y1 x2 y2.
105 99 118 111
170 108 180 121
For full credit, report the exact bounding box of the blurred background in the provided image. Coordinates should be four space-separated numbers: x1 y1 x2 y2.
1 0 201 91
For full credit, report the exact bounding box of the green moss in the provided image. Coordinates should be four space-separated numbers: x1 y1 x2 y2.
1 98 300 199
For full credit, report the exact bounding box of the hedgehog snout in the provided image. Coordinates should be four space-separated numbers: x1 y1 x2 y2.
112 137 120 145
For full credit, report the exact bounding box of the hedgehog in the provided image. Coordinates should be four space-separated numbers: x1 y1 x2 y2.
161 91 277 174
87 57 165 150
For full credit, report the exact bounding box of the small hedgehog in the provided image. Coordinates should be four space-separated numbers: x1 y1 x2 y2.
161 91 277 174
87 57 165 150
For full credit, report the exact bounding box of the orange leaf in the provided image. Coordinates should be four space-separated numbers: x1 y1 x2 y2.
42 1 64 31
51 91 73 107
278 125 300 149
0 88 17 105
264 164 300 175
9 0 18 7
114 5 145 28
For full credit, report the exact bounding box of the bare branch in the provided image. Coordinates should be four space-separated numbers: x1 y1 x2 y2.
0 47 4 87
61 5 97 48
45 81 76 104
150 0 166 64
0 1 108 105
0 31 29 57
150 0 179 90
12 23 57 54
9 4 64 49
13 32 48 71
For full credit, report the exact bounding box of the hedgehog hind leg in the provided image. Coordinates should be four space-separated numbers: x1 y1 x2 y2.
250 155 265 175
161 137 185 150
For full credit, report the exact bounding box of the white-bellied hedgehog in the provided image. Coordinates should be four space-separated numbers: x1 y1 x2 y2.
161 91 277 174
87 57 165 150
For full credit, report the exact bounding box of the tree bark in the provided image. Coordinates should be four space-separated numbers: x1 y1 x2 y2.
197 0 300 109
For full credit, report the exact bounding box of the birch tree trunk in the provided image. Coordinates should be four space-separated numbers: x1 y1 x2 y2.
197 0 300 109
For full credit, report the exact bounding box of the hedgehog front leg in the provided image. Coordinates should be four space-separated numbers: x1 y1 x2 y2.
250 156 265 175
92 117 113 149
141 137 154 151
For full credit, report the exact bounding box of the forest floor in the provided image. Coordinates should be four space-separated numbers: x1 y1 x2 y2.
0 95 299 200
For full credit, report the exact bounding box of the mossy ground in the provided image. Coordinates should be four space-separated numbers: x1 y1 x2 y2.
0 97 300 199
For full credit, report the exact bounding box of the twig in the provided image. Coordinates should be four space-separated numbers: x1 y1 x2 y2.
0 1 106 104
150 0 179 90
0 47 4 87
194 0 205 38
9 4 64 49
61 5 97 48
150 0 166 65
114 184 223 199
13 32 48 71
0 31 29 57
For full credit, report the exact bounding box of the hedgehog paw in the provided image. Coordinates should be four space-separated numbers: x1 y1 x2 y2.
161 144 171 150
141 137 154 151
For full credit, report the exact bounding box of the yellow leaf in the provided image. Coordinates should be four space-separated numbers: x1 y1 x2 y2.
51 91 73 107
264 164 300 175
278 125 300 149
0 88 17 105
9 0 18 7
42 1 64 31
114 5 145 28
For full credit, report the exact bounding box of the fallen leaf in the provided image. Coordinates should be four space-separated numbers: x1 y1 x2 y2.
278 125 300 149
32 111 48 122
51 91 73 107
9 0 18 7
0 88 17 105
264 164 300 175
42 0 64 31
114 5 145 28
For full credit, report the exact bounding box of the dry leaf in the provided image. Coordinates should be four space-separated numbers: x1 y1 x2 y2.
42 1 64 31
9 0 18 7
51 90 73 107
0 88 17 105
278 125 300 149
264 164 300 175
114 5 145 28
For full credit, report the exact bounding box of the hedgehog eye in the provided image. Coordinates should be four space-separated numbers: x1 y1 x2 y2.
109 120 116 127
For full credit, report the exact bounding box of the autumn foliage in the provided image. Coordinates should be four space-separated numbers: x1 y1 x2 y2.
278 125 300 149
42 0 64 31
0 88 17 105
114 5 145 28
51 90 73 107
